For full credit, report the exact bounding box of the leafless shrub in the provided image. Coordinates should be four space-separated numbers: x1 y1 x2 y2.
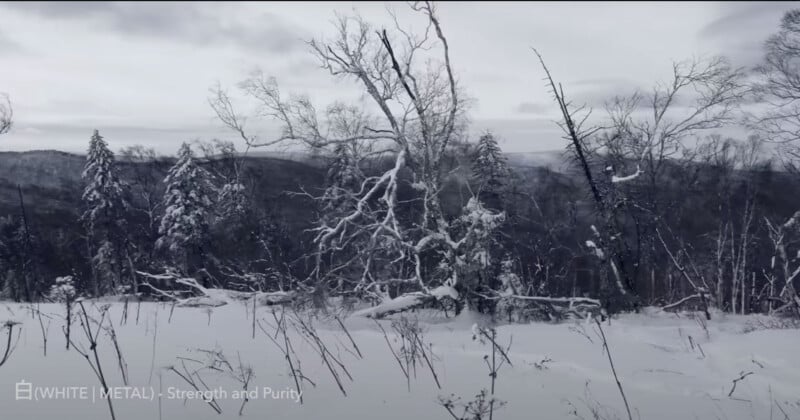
30 303 52 356
49 275 76 349
166 358 223 414
289 310 352 396
439 325 512 420
569 323 595 344
566 382 625 420
440 389 507 420
375 315 441 391
67 301 116 420
257 309 315 404
148 305 159 385
104 317 129 386
334 314 363 359
593 318 633 420
0 320 22 368
196 348 254 416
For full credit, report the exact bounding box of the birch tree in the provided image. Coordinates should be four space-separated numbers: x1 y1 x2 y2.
752 9 800 164
534 50 744 310
211 2 503 310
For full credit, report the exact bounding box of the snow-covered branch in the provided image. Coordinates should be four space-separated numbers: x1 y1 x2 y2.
611 165 642 184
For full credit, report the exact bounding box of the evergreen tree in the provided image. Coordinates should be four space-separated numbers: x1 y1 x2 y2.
0 217 43 301
471 131 509 207
156 142 215 273
81 129 128 295
448 197 506 311
322 143 361 215
217 181 248 222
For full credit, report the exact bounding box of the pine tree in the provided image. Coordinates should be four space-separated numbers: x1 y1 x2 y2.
322 143 361 215
448 197 506 311
156 142 215 273
81 129 128 295
472 131 509 194
472 132 510 214
82 130 127 231
217 181 248 222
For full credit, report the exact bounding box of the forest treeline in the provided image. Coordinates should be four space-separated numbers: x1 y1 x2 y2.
2 5 800 320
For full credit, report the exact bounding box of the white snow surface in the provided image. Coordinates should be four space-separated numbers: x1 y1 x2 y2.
1 301 799 419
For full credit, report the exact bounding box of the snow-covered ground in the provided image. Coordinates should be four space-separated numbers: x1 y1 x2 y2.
1 301 799 420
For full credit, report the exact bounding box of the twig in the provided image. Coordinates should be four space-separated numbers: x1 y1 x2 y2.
0 321 21 367
594 318 633 420
68 302 116 420
728 371 754 398
335 315 362 359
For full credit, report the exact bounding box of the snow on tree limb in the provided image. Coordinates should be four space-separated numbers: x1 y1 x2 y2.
506 295 600 307
611 165 643 184
352 285 458 319
137 270 297 308
661 294 703 311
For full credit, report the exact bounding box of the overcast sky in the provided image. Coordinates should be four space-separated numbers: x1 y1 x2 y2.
0 1 796 155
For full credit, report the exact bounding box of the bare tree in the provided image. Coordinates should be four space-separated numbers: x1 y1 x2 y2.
533 49 636 306
0 93 11 135
211 2 499 309
764 212 800 315
600 56 744 195
534 49 744 310
752 9 800 154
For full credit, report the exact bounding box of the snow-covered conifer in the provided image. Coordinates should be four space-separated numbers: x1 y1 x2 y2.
157 142 216 270
81 130 128 294
472 131 509 194
82 130 127 233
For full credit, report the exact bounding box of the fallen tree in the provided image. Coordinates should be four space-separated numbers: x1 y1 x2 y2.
497 295 603 322
136 271 298 308
352 286 459 319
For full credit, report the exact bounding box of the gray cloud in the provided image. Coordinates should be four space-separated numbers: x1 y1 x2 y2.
0 2 770 155
570 77 636 87
1 2 307 53
4 121 236 155
515 102 551 115
0 29 23 54
475 118 565 152
698 2 797 68
518 86 651 116
698 2 789 39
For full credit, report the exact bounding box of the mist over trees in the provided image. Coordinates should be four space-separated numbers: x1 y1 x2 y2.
3 3 800 321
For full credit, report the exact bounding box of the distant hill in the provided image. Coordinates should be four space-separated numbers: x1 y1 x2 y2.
0 150 86 219
0 151 326 228
0 149 576 233
0 150 85 190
